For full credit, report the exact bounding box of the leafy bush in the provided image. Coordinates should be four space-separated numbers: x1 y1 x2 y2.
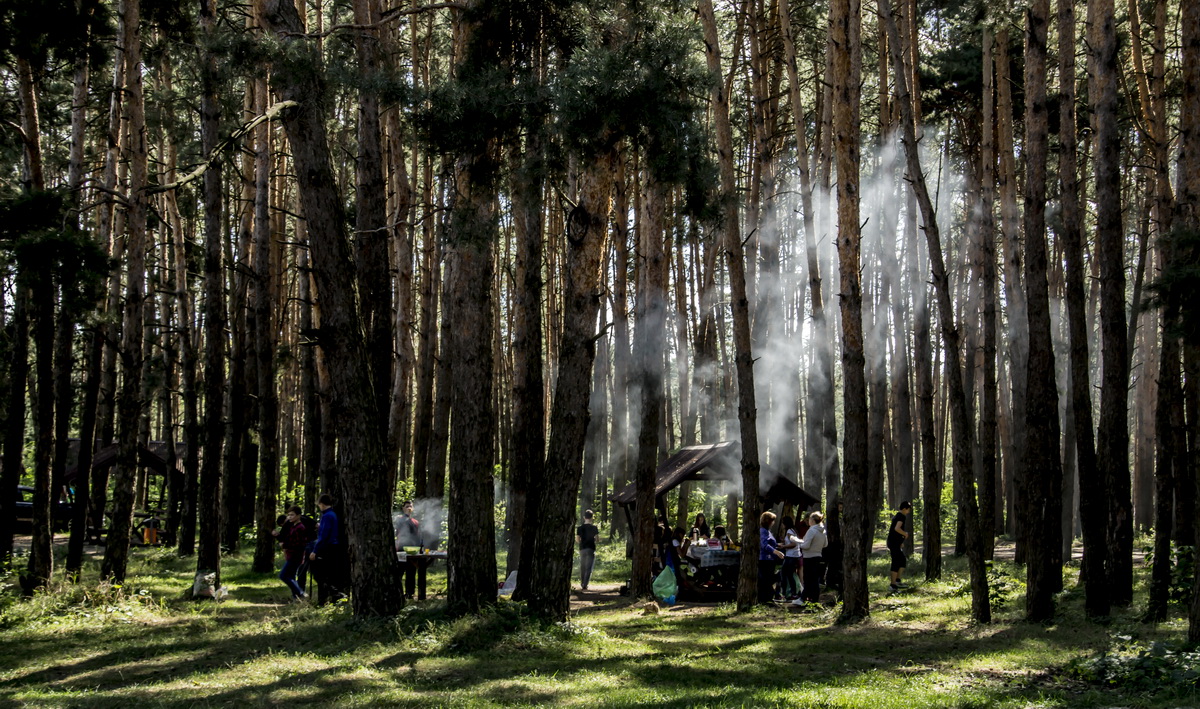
1144 542 1196 604
952 561 1024 611
1067 641 1200 691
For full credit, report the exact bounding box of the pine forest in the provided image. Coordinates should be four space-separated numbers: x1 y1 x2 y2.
0 0 1198 640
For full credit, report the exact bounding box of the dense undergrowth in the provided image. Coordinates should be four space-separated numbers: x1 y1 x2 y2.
0 540 1196 708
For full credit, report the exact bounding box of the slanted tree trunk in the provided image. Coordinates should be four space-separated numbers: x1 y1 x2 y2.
523 149 615 620
699 0 760 610
259 0 405 618
881 0 989 622
781 0 838 504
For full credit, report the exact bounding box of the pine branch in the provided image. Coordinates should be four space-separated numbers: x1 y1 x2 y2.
148 100 299 195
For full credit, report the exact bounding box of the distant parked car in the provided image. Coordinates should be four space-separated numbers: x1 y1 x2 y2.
14 485 74 532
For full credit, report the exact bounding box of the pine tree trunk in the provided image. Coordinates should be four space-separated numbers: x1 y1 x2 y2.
1176 0 1200 643
259 0 405 618
410 171 440 500
995 28 1028 550
1058 0 1108 619
1089 0 1132 606
978 26 998 562
101 0 148 584
880 0 989 622
830 0 870 622
27 277 55 592
508 135 547 579
197 0 227 589
251 70 281 574
351 0 394 433
523 149 614 620
0 286 29 564
1020 0 1063 621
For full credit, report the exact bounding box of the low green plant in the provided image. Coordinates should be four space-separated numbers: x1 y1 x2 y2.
1067 641 1200 691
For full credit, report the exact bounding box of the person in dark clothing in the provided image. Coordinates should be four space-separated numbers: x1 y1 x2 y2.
757 511 785 603
274 506 308 601
577 509 599 591
394 500 420 599
887 500 913 591
309 494 346 605
691 513 711 539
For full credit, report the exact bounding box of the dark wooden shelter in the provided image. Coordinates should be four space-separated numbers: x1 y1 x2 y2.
62 439 187 482
611 441 819 532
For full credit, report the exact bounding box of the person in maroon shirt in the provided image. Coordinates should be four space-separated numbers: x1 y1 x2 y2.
274 506 308 601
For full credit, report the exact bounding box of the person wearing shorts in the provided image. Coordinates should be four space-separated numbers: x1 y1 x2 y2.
887 501 912 592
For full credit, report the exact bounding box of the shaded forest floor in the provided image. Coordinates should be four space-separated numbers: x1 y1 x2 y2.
0 540 1195 708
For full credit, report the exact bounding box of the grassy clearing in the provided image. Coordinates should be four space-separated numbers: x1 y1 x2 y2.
0 543 1195 708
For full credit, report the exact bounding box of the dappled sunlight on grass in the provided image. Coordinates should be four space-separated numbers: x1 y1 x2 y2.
1 542 1197 708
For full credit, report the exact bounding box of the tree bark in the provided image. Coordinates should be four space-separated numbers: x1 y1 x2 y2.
1175 0 1200 643
831 0 870 623
1058 0 1108 619
1021 0 1063 621
197 0 226 589
978 26 998 562
995 28 1028 547
259 0 405 617
1088 0 1132 606
523 149 614 620
251 69 281 574
101 0 149 585
880 0 989 622
508 135 546 579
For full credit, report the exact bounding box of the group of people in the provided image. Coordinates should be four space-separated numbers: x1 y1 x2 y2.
757 509 833 607
273 497 434 605
272 494 348 605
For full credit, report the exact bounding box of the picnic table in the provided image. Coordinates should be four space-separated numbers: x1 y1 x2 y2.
398 550 446 600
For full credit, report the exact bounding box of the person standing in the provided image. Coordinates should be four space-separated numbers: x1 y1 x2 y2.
798 511 828 605
577 509 599 591
309 494 346 605
274 506 308 601
394 500 420 599
757 511 785 603
777 516 803 600
887 500 912 592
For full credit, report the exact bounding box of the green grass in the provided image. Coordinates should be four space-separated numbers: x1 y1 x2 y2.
0 543 1196 708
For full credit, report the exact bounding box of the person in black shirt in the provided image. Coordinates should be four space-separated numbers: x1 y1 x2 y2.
577 509 599 591
887 500 912 591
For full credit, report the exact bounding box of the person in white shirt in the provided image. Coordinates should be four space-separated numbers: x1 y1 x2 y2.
796 511 828 605
777 516 804 600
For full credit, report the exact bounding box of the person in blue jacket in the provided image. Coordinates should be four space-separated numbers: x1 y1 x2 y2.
308 494 346 605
